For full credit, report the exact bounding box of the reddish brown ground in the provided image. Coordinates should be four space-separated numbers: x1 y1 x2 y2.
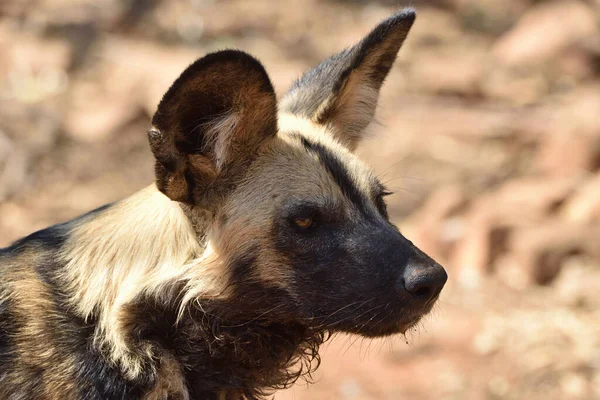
1 1 599 399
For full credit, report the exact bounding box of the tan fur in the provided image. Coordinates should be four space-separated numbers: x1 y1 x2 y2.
50 130 375 381
1 11 424 398
279 112 332 140
58 185 227 379
4 114 378 393
5 262 79 398
279 112 378 197
143 353 189 400
317 76 379 150
212 126 377 295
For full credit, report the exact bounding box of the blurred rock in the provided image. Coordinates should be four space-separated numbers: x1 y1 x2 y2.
516 86 600 142
560 372 588 398
561 173 600 222
19 0 127 31
1 32 73 73
407 7 464 46
452 200 495 288
0 131 27 202
450 177 581 287
387 97 515 142
410 48 485 96
535 132 599 177
493 0 597 66
500 223 600 287
449 0 528 35
481 67 548 105
492 177 581 220
0 102 59 201
0 28 72 103
555 46 599 82
410 185 468 261
64 97 141 142
97 38 204 115
553 257 600 308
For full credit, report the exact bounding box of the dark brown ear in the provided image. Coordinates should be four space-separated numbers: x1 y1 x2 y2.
280 9 415 151
149 50 277 205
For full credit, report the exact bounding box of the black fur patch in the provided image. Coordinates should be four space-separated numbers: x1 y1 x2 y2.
3 225 67 253
1 202 147 399
149 49 278 206
152 50 276 148
2 203 111 254
35 256 147 399
298 136 370 214
120 251 323 400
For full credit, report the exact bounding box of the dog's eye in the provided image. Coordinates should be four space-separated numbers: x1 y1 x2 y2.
294 217 314 229
286 204 321 232
376 191 393 218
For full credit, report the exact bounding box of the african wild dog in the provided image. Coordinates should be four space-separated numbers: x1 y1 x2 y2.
0 8 447 400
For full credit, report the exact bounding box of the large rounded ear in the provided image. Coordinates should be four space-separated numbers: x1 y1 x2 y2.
280 9 415 151
149 50 277 206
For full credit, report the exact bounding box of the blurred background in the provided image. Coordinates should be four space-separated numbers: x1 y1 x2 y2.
1 0 600 399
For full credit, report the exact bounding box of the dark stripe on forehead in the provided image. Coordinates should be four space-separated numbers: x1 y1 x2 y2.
298 136 369 213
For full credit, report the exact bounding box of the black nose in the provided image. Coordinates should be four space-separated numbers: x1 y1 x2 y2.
402 261 448 303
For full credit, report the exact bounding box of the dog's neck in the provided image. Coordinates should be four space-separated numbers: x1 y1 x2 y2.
57 185 326 397
123 285 326 399
179 202 213 243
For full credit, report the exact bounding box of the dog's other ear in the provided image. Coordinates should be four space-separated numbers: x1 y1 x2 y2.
280 9 415 151
149 50 277 205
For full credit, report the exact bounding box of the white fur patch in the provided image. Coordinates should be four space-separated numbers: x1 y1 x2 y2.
59 185 227 378
201 111 240 170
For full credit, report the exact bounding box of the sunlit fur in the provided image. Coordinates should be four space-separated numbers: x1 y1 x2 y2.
0 9 446 400
58 186 217 378
13 116 385 394
52 123 375 391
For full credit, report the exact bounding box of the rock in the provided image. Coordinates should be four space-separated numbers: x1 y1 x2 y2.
450 0 528 35
555 46 599 82
561 173 600 223
493 0 597 66
452 177 581 287
0 28 72 103
400 7 463 46
98 38 205 116
2 34 73 73
385 97 515 142
500 223 600 286
0 131 28 202
515 86 600 145
452 202 495 288
560 372 588 397
64 97 141 142
491 177 581 221
521 87 600 177
553 257 600 308
481 67 548 105
0 102 60 200
409 48 485 96
535 133 598 177
410 185 468 261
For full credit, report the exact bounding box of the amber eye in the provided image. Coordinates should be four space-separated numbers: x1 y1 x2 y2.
376 190 393 218
294 217 314 229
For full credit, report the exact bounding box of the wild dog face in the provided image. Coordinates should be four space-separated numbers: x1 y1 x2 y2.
150 9 446 337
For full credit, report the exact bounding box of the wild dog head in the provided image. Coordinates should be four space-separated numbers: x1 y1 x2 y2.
149 9 447 338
